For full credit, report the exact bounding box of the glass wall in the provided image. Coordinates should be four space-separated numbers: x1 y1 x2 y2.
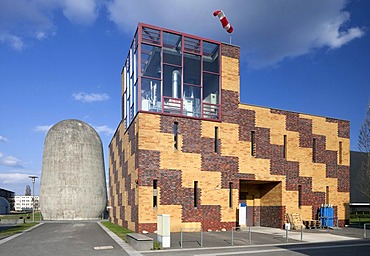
123 24 221 128
123 30 139 129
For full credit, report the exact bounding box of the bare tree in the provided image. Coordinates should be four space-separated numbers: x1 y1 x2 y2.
357 100 370 202
25 185 31 196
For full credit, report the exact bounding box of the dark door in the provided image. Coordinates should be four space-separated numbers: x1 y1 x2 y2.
246 206 253 226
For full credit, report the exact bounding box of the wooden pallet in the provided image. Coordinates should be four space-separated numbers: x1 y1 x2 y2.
303 219 321 229
286 213 306 230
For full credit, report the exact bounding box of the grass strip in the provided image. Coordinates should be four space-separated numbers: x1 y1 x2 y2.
0 223 39 238
101 221 132 242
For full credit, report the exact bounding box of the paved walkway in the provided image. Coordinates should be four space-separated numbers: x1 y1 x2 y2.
1 222 368 256
0 222 131 256
250 226 360 243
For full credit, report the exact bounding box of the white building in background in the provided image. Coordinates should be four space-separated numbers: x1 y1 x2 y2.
14 196 39 212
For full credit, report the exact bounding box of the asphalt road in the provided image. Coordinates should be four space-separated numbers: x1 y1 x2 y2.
0 222 131 256
141 240 370 256
1 222 369 256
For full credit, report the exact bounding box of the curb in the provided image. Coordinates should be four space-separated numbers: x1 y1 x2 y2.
0 222 44 245
97 221 143 256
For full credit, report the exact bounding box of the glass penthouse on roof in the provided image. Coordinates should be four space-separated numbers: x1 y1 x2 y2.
123 23 221 129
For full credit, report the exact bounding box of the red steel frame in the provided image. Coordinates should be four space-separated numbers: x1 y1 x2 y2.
124 23 223 128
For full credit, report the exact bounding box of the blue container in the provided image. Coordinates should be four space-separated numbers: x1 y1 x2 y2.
327 207 334 227
320 206 334 227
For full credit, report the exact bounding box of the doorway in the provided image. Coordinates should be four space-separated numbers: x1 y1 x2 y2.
239 180 282 227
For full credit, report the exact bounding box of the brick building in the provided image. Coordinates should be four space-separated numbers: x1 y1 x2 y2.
109 23 350 233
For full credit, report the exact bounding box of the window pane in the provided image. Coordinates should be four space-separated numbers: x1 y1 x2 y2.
163 32 182 65
184 37 201 54
142 26 160 45
163 32 182 49
184 53 201 85
203 73 219 104
203 41 219 73
141 78 162 112
183 85 201 117
141 44 161 78
163 65 181 98
163 48 182 66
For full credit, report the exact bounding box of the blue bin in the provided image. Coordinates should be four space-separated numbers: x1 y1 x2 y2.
320 206 334 227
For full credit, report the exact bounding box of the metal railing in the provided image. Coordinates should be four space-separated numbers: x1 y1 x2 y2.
231 227 251 245
180 228 203 248
319 216 339 228
178 225 310 249
364 223 370 239
285 226 304 243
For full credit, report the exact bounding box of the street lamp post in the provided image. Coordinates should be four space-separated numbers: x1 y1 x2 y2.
28 175 38 223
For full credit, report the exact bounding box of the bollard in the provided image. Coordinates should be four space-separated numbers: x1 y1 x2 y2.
249 226 251 245
180 229 183 248
285 227 288 243
364 224 368 239
200 230 203 247
231 227 234 246
300 226 303 241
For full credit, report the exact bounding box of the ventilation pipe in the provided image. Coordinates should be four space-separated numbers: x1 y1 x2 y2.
150 81 157 106
172 70 181 98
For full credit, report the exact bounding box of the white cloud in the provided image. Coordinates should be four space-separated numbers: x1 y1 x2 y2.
106 0 365 68
72 92 110 103
0 136 8 143
35 31 47 40
0 0 100 49
34 125 53 133
0 173 31 184
0 153 23 168
61 0 99 25
94 125 115 135
0 33 25 51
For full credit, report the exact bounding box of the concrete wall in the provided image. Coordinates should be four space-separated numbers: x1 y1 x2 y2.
40 119 107 220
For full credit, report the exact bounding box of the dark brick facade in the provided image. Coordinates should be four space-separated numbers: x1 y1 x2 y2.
221 43 240 60
260 206 286 228
109 121 139 231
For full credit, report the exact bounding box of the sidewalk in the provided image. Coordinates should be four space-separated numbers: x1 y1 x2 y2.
142 225 365 250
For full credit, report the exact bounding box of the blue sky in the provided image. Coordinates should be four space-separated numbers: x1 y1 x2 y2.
0 0 369 196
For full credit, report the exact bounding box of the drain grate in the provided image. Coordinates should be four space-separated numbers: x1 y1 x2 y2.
93 245 114 250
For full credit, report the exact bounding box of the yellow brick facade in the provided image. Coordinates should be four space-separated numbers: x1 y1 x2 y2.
109 25 350 233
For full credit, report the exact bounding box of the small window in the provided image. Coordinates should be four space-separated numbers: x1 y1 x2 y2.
214 127 219 153
338 142 343 165
229 182 233 208
251 131 256 157
153 180 158 208
174 122 179 150
298 185 302 208
326 186 329 205
194 181 198 208
283 135 287 159
312 138 317 162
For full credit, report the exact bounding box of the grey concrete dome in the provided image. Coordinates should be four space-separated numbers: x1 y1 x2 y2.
40 119 107 220
0 197 10 214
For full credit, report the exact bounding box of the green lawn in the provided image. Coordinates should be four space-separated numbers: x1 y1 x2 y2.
0 212 42 239
350 216 370 225
0 222 39 238
101 221 133 242
0 212 43 223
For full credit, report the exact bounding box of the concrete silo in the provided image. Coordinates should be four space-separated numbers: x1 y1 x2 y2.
40 119 107 220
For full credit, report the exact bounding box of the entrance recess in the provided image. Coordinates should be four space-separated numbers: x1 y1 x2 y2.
239 180 282 227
